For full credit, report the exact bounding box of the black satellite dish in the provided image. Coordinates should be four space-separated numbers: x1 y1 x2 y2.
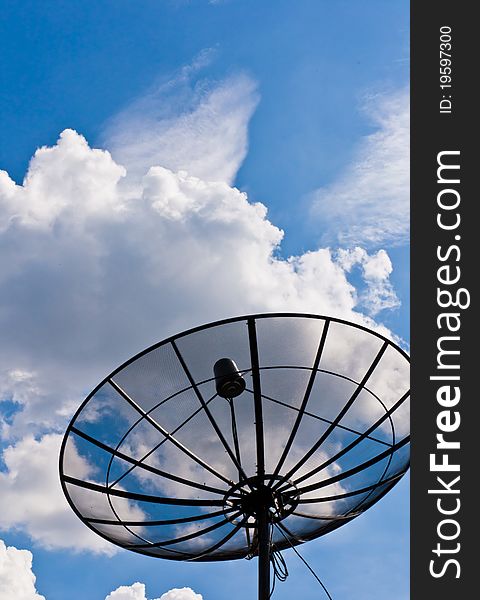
59 313 410 599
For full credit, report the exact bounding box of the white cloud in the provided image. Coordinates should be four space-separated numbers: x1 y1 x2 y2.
159 589 203 600
102 62 259 185
104 583 202 600
0 540 45 600
0 129 398 439
310 88 409 246
1 129 126 230
105 582 147 600
336 247 400 316
0 126 404 551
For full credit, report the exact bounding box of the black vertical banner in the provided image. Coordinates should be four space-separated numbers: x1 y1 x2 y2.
411 3 475 598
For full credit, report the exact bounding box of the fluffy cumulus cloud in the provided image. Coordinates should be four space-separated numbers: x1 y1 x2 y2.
105 583 202 600
158 589 202 600
0 128 398 433
0 127 402 550
310 88 409 246
0 540 45 600
0 73 405 555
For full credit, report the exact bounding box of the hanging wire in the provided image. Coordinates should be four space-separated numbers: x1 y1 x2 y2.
269 524 288 598
274 524 334 600
269 548 289 598
271 549 289 582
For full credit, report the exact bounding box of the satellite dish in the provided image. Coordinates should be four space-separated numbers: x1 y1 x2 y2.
59 313 410 599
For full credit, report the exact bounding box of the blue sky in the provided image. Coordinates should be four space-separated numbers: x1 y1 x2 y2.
0 2 409 599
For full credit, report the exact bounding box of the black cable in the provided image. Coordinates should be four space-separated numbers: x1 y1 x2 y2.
271 549 288 582
274 524 333 600
269 524 288 598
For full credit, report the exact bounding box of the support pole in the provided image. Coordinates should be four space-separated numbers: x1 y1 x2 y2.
248 318 271 599
257 505 271 600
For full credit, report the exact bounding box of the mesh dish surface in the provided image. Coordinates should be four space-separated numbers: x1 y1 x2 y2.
60 313 410 561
